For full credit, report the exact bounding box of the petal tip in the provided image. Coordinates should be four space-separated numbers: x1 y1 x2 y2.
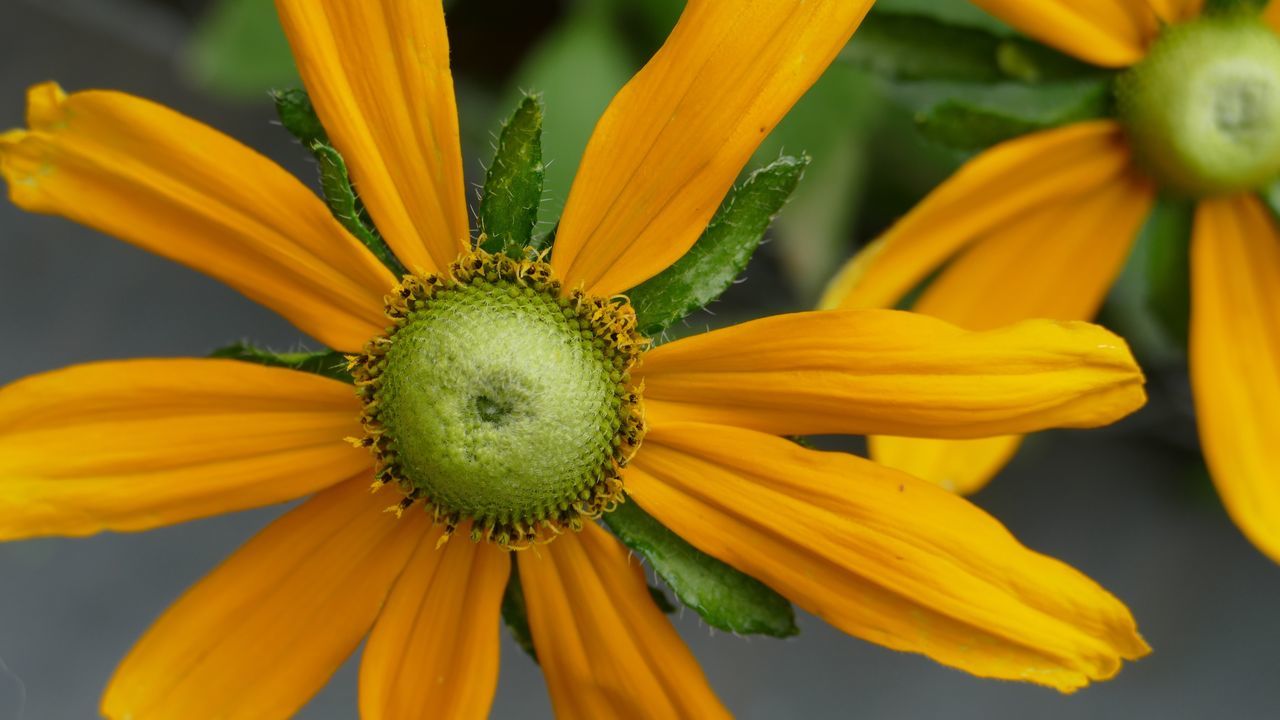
26 81 68 129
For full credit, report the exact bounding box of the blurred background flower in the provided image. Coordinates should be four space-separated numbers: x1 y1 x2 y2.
0 0 1276 718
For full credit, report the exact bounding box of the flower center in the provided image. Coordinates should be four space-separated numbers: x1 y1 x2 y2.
349 251 647 548
1117 14 1280 197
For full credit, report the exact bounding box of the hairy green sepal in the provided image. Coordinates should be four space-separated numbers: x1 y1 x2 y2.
210 341 351 383
604 501 798 637
627 156 809 337
1117 16 1280 197
271 89 404 275
480 96 546 257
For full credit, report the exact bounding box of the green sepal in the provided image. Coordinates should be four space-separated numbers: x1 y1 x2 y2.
603 501 798 637
210 341 352 383
897 78 1110 152
1144 196 1195 348
270 88 327 147
627 156 810 337
480 95 546 257
501 563 538 664
844 12 1091 84
271 89 404 276
308 141 405 276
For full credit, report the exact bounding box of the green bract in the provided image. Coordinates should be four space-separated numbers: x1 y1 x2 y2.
1117 15 1280 197
480 95 546 257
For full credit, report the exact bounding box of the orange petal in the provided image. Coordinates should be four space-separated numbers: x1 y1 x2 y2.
821 121 1134 312
1146 0 1205 23
1190 195 1280 563
869 171 1155 493
0 359 368 540
360 528 509 720
628 423 1150 692
275 0 469 273
517 523 729 719
640 309 1145 439
551 0 873 296
1268 0 1280 34
869 435 1023 495
970 0 1158 66
0 82 393 352
102 478 429 719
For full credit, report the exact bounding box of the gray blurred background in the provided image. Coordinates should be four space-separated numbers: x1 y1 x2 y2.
2 0 1279 718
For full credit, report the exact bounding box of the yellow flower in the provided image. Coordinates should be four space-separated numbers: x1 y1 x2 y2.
2 1 1150 716
825 0 1280 563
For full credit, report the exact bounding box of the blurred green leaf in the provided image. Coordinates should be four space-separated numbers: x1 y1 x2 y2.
755 63 880 302
603 501 798 637
874 0 1011 33
1261 178 1280 220
1103 196 1186 363
210 342 352 383
896 78 1110 152
480 95 545 256
1145 197 1195 348
615 0 684 47
843 13 1006 82
1205 0 1269 14
628 156 809 336
501 4 635 225
501 565 538 663
272 90 404 276
844 12 1095 84
186 0 299 99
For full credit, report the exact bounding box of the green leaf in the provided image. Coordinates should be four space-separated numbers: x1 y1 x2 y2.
844 12 1093 84
501 564 538 663
186 0 300 100
1144 196 1195 348
843 13 1006 82
897 78 1110 151
1101 197 1184 363
1262 177 1280 220
309 142 405 276
627 156 810 337
874 0 1011 33
603 501 798 637
1204 0 1269 15
480 95 545 257
271 90 404 277
210 342 352 383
